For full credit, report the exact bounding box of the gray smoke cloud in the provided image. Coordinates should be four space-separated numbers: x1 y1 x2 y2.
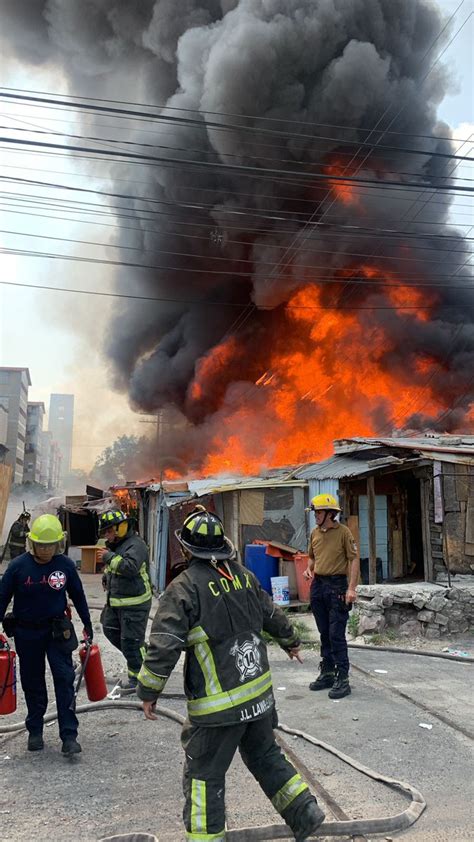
1 0 473 469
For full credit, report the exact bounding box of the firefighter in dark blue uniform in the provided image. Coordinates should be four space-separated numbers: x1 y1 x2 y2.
137 508 326 842
0 515 92 754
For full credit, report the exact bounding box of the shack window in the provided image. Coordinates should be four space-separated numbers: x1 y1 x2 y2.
264 488 294 511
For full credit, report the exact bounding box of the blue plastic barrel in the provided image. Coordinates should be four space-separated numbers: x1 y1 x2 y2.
244 544 279 595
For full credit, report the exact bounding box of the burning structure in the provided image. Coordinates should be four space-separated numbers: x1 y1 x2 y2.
1 0 473 475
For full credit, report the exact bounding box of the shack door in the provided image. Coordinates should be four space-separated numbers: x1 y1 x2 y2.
358 495 388 582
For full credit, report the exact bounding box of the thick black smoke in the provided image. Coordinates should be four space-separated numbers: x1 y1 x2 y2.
2 0 473 468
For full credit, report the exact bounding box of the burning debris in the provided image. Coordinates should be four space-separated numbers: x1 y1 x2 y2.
1 1 473 474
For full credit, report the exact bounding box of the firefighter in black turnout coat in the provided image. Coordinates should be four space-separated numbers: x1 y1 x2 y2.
97 510 152 689
137 508 325 842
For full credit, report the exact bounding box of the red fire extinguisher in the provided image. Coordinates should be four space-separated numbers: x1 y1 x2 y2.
0 634 17 715
79 639 108 702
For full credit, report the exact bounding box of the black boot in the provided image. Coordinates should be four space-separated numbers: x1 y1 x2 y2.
292 800 326 841
61 738 82 755
328 669 351 699
27 733 44 752
309 659 335 691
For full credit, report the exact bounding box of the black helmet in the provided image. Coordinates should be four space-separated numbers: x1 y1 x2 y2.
175 508 234 561
99 509 128 535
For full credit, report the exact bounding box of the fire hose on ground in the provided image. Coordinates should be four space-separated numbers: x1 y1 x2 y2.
0 699 426 840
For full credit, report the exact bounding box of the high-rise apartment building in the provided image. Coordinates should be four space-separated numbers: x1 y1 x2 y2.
48 393 74 477
0 402 8 463
39 430 63 491
23 402 45 483
0 368 31 483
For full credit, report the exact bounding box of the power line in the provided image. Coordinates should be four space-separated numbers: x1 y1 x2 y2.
4 120 474 167
2 246 473 291
2 198 472 246
1 88 473 164
2 225 470 269
2 84 472 144
1 205 472 262
0 279 468 310
1 159 472 211
2 135 474 195
1 227 471 280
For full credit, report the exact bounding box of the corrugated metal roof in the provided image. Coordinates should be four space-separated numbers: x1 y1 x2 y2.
187 476 306 496
292 453 413 480
335 435 474 457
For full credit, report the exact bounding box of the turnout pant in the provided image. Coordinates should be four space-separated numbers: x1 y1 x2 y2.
14 626 78 740
101 602 151 679
181 711 317 841
310 574 350 673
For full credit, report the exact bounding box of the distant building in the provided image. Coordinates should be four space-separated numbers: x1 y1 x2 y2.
40 431 52 487
0 402 8 464
0 368 31 483
48 394 74 477
40 430 62 491
23 402 45 484
50 440 62 490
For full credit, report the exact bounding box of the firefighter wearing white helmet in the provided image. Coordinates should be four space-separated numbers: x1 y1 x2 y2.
303 494 359 699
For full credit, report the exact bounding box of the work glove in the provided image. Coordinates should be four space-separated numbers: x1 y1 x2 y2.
83 623 94 641
102 573 108 592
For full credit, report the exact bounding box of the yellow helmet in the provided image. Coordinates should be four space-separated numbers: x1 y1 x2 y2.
28 514 65 544
310 493 341 512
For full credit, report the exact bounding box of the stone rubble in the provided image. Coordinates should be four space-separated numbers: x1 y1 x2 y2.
354 580 474 638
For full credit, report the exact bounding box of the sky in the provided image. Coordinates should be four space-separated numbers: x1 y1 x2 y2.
0 0 472 472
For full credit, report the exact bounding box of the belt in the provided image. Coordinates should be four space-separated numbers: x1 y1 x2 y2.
15 618 55 630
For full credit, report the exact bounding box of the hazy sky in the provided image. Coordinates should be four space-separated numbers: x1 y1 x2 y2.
0 0 472 471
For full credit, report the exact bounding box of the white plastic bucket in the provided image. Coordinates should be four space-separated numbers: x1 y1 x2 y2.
271 575 290 606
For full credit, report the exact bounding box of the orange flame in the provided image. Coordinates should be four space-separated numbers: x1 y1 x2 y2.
188 267 451 476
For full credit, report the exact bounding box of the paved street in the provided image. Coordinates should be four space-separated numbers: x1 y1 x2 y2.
1 590 473 842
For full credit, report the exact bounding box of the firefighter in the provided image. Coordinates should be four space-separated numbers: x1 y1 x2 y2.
0 515 92 754
303 494 359 700
7 510 31 560
97 509 151 690
137 508 326 842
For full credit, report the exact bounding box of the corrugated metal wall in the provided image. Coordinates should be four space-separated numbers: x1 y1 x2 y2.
307 478 340 532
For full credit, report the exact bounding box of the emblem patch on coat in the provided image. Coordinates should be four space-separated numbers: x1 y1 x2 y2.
48 571 66 590
230 634 261 682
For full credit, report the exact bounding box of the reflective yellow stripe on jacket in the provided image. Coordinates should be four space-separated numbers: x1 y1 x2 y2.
137 663 168 693
109 562 152 607
187 670 272 717
187 626 223 697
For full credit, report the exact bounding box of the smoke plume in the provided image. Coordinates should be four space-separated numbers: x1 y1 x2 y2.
1 0 473 473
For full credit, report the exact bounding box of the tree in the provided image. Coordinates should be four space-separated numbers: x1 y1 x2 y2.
90 435 149 488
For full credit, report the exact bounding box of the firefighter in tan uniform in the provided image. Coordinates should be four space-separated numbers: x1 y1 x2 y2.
304 494 359 699
137 508 326 842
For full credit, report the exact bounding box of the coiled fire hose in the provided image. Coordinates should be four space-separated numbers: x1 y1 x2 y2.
0 699 426 839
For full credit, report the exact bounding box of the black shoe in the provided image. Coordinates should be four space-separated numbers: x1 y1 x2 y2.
27 733 44 752
328 670 351 699
293 801 326 841
61 738 82 756
309 659 335 691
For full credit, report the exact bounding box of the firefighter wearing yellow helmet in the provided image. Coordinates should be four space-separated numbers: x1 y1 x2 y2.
97 509 151 690
303 493 359 699
0 515 92 755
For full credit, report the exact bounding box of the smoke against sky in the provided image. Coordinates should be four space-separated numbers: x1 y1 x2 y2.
0 0 472 474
